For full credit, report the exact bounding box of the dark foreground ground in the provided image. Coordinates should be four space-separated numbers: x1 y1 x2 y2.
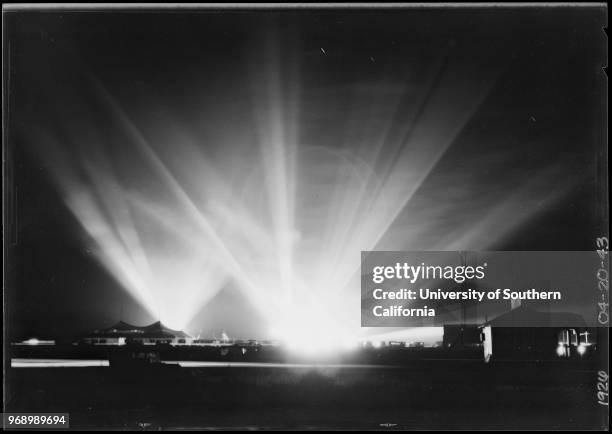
4 360 608 430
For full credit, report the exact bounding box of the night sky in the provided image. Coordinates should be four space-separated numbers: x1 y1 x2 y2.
4 6 607 340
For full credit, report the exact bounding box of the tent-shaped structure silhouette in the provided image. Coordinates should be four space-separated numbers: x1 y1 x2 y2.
85 320 191 343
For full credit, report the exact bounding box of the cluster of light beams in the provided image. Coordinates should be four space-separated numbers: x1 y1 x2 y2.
26 35 577 352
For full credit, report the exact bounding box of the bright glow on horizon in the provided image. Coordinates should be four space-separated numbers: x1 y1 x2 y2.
269 305 360 355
